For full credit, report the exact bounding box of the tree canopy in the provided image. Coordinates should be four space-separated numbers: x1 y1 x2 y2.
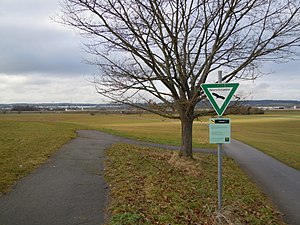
61 0 300 156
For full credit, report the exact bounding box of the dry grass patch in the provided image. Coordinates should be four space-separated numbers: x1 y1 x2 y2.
168 152 203 177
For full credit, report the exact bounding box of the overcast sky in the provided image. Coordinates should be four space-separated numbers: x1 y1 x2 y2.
0 0 299 103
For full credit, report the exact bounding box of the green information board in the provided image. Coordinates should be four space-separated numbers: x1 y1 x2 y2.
209 118 231 144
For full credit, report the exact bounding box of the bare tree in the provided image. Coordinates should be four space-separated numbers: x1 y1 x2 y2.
60 0 300 158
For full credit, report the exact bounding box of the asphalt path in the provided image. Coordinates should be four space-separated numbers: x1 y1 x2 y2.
224 139 300 225
0 130 299 225
0 130 117 225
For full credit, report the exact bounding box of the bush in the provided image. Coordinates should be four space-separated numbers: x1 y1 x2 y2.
225 105 264 115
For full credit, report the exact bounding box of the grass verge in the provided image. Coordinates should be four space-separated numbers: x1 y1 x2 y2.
105 143 285 225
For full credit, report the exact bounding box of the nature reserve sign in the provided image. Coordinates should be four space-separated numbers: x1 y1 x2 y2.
200 83 239 116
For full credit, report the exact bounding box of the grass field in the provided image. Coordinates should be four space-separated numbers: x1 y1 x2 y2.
0 111 297 223
0 111 299 166
231 111 300 169
0 113 212 148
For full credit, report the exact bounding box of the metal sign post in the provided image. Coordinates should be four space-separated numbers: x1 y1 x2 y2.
218 142 222 211
217 71 223 212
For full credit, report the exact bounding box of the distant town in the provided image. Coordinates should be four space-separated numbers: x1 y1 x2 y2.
0 100 299 113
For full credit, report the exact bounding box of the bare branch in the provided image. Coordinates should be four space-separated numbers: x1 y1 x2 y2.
60 0 300 155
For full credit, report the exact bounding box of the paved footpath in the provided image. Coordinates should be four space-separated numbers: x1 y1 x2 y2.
0 130 299 225
0 130 120 225
224 139 300 225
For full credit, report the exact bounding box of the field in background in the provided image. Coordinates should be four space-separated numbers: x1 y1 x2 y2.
231 111 300 169
0 110 299 193
0 113 212 148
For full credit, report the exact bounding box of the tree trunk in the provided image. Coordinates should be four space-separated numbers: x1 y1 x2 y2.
179 107 194 158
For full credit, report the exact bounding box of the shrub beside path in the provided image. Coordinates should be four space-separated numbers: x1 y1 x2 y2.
0 130 299 225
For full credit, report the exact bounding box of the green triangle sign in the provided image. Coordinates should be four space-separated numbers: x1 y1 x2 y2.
200 83 239 116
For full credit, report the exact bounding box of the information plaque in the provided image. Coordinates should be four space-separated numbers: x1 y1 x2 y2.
209 118 231 144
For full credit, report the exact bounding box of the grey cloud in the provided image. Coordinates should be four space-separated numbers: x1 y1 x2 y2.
0 74 103 103
0 0 97 76
263 59 300 76
0 0 299 103
0 0 58 17
256 83 270 90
